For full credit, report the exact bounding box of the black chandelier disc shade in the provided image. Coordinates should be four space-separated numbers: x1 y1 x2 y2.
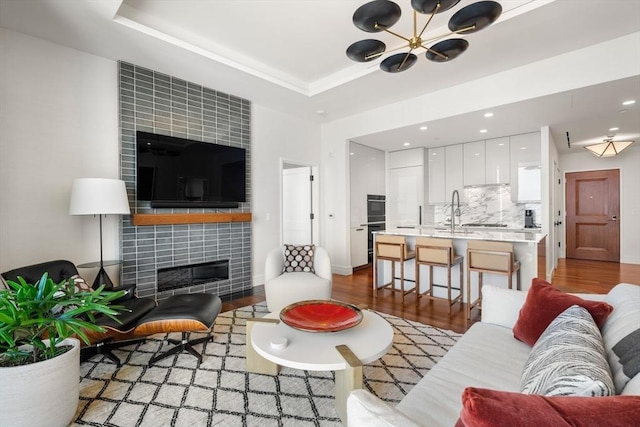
347 0 502 73
425 38 468 62
448 1 502 34
380 52 418 73
353 0 402 33
411 0 460 15
347 39 387 62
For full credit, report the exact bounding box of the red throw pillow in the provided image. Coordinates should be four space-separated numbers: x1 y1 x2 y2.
513 278 613 346
455 387 640 427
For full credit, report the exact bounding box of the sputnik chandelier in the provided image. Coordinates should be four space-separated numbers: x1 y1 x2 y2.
347 0 502 73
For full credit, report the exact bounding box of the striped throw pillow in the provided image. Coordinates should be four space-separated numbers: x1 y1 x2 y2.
520 304 614 397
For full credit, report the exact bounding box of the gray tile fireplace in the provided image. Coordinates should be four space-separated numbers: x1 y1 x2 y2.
118 62 252 300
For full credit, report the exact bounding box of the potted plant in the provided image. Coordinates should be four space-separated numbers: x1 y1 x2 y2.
0 272 126 427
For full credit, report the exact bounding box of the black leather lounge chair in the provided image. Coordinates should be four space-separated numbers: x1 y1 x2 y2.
1 259 157 366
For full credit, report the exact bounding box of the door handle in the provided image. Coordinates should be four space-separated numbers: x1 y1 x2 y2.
611 215 617 221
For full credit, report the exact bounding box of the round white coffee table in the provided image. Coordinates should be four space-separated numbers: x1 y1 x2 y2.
246 307 393 424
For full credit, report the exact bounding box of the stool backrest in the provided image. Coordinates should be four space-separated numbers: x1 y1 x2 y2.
467 240 515 272
375 235 411 260
415 237 455 265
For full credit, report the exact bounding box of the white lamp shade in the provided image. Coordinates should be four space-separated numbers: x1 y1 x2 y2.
69 178 131 215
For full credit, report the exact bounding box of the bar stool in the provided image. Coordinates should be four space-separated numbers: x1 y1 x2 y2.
466 240 521 320
414 237 463 314
374 235 415 303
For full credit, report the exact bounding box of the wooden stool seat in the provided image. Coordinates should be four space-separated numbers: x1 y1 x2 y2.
466 240 521 320
415 237 463 314
374 234 415 303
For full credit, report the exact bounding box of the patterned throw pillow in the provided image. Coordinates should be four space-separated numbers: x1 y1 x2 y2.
282 244 315 273
520 305 614 397
68 274 92 293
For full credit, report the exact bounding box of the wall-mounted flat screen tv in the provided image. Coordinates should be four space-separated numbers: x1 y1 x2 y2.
136 131 246 208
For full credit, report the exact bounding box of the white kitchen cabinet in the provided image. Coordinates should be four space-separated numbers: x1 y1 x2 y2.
388 148 426 227
428 147 446 204
445 144 464 197
350 142 385 226
350 226 368 268
510 132 541 202
485 137 510 184
463 140 486 186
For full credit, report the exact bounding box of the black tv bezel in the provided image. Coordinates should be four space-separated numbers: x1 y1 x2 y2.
136 131 246 209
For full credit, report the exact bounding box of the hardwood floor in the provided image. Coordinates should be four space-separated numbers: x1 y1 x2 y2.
223 259 640 334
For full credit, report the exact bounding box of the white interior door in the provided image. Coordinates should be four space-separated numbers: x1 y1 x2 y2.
282 164 318 245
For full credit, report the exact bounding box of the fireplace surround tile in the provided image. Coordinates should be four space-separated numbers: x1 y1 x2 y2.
119 61 252 300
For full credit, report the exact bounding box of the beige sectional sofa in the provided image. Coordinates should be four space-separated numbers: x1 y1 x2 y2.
347 283 640 426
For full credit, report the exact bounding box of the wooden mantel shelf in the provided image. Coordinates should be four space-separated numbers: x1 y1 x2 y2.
132 212 252 226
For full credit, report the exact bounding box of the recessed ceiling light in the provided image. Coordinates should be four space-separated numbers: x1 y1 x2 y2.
498 143 504 146
403 142 411 146
622 100 636 106
350 152 354 155
474 152 480 156
419 126 428 131
520 146 527 150
484 112 494 118
316 109 326 116
480 129 488 133
432 151 437 155
609 127 619 132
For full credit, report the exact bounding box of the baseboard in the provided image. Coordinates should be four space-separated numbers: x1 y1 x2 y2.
333 265 353 276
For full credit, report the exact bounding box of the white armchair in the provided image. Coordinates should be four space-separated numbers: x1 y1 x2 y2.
264 246 333 313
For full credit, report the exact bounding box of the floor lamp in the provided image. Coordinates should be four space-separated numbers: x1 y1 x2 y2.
69 178 131 289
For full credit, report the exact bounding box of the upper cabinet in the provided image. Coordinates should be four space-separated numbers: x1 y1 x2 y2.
485 137 510 184
463 140 485 186
510 132 541 202
429 144 464 204
428 147 445 203
350 142 385 226
388 148 427 227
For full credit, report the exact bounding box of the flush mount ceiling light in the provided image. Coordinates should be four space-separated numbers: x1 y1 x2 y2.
585 139 634 157
346 0 502 73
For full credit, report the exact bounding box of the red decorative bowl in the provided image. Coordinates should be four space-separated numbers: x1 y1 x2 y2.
279 300 363 332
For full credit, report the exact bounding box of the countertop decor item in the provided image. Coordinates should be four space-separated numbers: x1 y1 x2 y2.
279 300 363 332
69 178 131 288
347 0 502 73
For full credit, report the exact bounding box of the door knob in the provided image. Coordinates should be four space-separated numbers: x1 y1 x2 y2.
611 215 617 221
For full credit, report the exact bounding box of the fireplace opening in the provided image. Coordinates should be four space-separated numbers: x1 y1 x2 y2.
157 260 229 292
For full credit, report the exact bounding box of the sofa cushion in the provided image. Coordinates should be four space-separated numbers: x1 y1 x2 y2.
513 278 613 346
347 389 420 427
282 244 315 273
600 283 640 394
395 322 531 427
455 387 640 427
481 285 527 329
520 305 614 397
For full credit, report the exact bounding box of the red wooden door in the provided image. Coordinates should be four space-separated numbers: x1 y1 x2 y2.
566 169 620 261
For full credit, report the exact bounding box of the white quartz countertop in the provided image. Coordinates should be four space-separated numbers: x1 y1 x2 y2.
377 226 546 243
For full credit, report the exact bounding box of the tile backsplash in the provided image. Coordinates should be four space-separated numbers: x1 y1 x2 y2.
433 185 541 228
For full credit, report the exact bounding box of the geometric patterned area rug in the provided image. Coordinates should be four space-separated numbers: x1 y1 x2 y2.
72 303 461 426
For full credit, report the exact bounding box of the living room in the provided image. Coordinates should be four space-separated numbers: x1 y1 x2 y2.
1 1 639 426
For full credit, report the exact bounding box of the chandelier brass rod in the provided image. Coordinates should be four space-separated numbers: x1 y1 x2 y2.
364 43 409 61
397 48 414 72
420 24 477 45
376 23 412 43
422 45 448 60
417 4 440 40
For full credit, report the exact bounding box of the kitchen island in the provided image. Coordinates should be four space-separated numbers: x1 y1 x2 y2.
373 227 547 304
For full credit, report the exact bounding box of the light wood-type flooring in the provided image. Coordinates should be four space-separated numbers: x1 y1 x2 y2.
223 258 640 334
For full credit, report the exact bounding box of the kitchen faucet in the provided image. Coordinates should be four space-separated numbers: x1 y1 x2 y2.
451 190 461 233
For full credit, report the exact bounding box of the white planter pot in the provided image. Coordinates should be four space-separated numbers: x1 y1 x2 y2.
0 337 80 427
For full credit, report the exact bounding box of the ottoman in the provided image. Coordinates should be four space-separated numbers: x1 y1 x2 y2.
134 293 222 365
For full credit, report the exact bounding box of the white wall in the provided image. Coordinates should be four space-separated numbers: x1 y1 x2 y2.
0 29 120 280
559 145 640 264
251 105 321 285
0 28 323 286
321 33 640 272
